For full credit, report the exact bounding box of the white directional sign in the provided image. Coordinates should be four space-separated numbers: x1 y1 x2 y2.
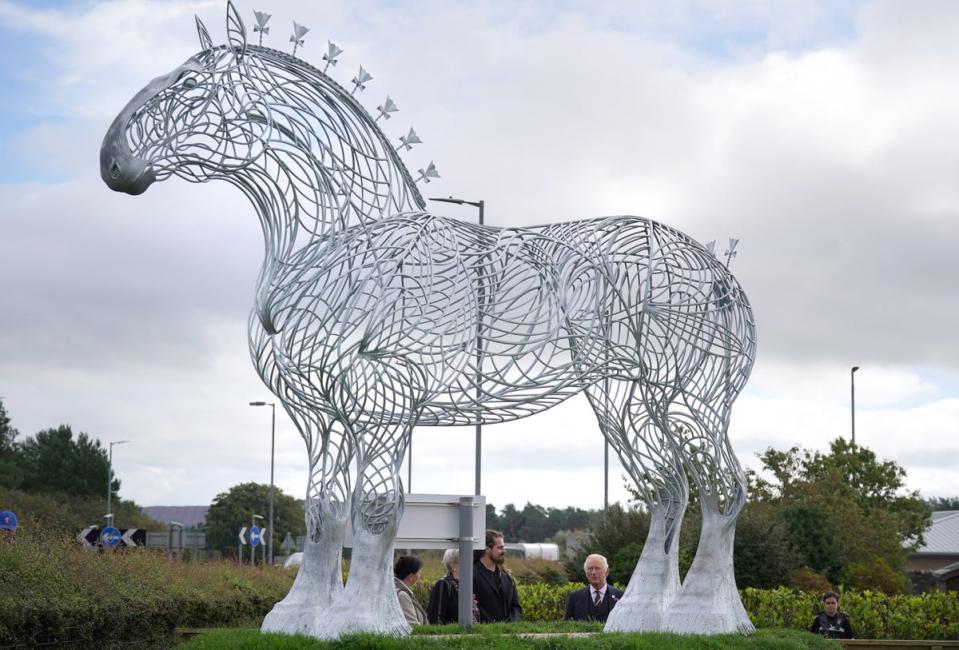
238 526 248 545
78 526 98 547
342 494 486 549
121 529 139 547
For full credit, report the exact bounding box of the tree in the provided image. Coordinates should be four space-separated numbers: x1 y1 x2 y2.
17 425 116 498
204 482 306 559
734 501 804 588
752 437 930 590
924 495 959 511
0 400 22 489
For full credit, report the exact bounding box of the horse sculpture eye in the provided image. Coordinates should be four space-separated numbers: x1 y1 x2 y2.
182 77 198 89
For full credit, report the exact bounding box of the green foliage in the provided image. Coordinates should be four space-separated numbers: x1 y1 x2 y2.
0 400 22 490
0 486 162 533
205 482 306 559
924 495 959 511
786 568 831 593
182 627 836 649
16 424 117 498
779 505 842 581
0 526 293 647
750 438 929 591
734 502 804 589
5 523 959 648
742 586 959 640
841 557 908 594
486 502 602 544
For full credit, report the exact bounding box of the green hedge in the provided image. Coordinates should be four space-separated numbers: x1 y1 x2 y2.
3 532 958 646
0 530 292 646
742 586 959 640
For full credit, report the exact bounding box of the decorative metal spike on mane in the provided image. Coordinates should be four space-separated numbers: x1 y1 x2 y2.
375 96 398 122
322 41 343 73
252 10 271 46
415 161 439 184
290 21 309 56
724 238 739 267
706 240 717 256
399 128 421 151
351 66 372 95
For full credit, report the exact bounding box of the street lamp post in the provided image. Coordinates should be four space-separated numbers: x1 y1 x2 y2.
107 440 130 525
249 401 276 564
429 196 485 496
850 366 860 445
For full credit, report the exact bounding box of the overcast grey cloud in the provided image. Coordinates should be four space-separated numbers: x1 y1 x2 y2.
1 0 957 512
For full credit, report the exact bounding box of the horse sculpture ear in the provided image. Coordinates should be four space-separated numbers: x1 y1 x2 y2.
196 15 214 52
225 0 247 58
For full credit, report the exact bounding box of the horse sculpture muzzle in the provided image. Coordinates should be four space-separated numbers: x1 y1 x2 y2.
100 114 155 195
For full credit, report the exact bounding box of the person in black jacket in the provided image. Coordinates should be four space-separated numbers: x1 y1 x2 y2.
427 548 479 624
564 553 623 622
472 529 522 622
810 591 854 639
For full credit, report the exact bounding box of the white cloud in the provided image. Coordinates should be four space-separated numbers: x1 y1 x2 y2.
1 0 958 514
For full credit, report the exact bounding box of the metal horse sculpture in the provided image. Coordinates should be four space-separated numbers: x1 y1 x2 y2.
101 3 756 638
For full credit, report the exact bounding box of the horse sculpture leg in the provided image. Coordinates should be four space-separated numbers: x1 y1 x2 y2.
261 411 351 636
313 356 422 639
665 400 755 634
586 380 689 632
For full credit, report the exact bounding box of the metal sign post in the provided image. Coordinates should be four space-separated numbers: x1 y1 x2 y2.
457 497 475 628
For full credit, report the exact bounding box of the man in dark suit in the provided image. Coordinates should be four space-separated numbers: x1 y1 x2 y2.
472 529 522 622
564 553 623 622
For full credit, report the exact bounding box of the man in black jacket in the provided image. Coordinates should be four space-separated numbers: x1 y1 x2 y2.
472 529 522 622
809 591 854 639
564 553 624 622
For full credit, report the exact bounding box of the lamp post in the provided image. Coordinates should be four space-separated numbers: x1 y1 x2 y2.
107 440 129 524
428 196 485 496
850 366 860 446
249 401 276 565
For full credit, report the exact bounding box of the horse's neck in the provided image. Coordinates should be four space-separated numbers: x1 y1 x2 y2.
241 50 424 281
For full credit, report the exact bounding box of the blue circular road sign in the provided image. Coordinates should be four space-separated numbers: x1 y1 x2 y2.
249 525 261 546
0 510 16 531
100 526 122 547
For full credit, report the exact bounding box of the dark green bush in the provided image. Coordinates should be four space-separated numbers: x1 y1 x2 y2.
0 527 292 646
3 527 958 645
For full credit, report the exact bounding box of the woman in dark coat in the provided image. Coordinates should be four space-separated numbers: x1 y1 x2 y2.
427 548 478 624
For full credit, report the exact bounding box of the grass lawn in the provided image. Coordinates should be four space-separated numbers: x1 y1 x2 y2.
180 627 839 649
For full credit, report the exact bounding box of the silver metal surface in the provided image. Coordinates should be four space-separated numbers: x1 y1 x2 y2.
101 1 757 637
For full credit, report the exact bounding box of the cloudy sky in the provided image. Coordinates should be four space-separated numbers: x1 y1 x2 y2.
1 0 957 519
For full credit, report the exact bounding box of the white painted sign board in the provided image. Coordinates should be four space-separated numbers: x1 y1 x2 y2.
343 494 485 550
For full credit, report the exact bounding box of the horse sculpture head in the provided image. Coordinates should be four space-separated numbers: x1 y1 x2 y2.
101 4 272 195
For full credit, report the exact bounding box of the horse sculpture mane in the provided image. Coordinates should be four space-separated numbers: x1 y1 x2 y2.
101 1 757 639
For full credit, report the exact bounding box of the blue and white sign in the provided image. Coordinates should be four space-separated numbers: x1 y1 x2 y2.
249 525 261 547
0 510 16 531
100 526 122 547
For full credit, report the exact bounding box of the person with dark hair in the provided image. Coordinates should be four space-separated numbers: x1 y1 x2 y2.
810 591 854 639
394 555 427 626
472 529 522 622
427 548 479 624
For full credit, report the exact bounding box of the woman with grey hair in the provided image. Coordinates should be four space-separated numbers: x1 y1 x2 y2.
426 548 479 624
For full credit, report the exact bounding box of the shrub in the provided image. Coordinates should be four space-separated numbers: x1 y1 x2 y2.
787 567 831 593
0 527 292 646
842 556 908 594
